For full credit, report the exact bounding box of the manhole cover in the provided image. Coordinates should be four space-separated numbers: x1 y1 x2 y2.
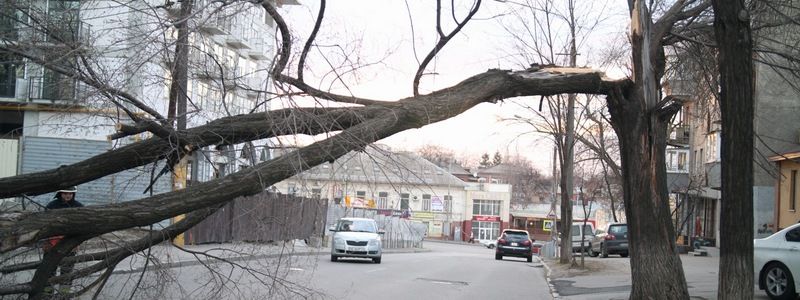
415 278 469 286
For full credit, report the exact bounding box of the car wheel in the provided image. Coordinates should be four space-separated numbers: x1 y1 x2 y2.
488 244 495 249
495 253 502 260
330 255 338 262
373 257 382 264
527 255 533 263
620 252 629 258
763 263 796 300
589 248 599 257
601 244 608 258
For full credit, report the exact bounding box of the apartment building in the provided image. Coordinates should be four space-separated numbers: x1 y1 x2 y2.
0 0 288 207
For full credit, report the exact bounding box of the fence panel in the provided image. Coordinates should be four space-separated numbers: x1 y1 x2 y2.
187 193 327 244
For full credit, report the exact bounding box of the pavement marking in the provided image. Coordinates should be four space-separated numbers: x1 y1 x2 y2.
415 278 469 286
364 268 386 273
289 268 304 271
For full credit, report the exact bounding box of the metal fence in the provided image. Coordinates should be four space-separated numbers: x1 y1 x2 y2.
325 205 426 249
186 193 327 244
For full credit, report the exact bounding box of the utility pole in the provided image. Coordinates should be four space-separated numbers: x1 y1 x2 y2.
558 0 578 264
171 0 194 247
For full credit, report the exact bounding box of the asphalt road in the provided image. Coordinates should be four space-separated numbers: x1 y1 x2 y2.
92 242 551 300
298 241 551 300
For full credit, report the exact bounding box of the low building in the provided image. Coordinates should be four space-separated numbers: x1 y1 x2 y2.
273 146 466 239
769 150 800 230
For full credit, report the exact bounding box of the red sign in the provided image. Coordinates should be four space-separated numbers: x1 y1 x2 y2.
472 215 500 222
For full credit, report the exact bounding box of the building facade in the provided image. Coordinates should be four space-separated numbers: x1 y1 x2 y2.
272 146 513 241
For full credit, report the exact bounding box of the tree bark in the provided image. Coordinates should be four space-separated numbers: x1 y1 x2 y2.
712 1 755 298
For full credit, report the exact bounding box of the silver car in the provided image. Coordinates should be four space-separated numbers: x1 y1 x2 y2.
329 218 383 263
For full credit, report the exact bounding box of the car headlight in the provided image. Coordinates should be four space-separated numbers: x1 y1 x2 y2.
334 237 345 246
368 238 381 246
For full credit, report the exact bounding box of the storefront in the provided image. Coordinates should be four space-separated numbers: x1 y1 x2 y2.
471 215 501 241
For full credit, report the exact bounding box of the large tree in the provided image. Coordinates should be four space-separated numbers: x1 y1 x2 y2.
0 0 765 299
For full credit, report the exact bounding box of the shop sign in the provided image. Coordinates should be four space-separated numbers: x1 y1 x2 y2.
472 215 500 222
431 196 444 212
411 212 434 220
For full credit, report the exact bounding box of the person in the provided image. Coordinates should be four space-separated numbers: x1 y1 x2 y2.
43 186 83 291
46 186 84 210
469 232 475 244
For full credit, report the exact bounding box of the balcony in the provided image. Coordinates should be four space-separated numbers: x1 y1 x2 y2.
198 14 231 36
247 38 270 61
14 21 91 46
668 125 690 146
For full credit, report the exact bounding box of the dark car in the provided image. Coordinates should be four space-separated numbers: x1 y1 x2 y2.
495 229 534 262
591 223 628 258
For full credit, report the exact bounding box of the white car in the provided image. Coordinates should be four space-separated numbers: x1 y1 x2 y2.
755 222 800 300
329 218 383 263
480 239 497 249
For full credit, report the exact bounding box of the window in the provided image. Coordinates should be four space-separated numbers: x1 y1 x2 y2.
791 170 797 211
287 183 297 195
677 152 687 171
786 227 800 242
422 194 431 211
378 192 388 209
472 199 501 216
472 221 501 240
400 193 410 209
311 188 322 199
706 133 719 162
444 195 452 212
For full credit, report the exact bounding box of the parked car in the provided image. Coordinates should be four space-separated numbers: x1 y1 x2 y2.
480 239 498 249
755 222 800 300
572 222 595 253
495 229 534 262
591 223 628 258
329 218 383 263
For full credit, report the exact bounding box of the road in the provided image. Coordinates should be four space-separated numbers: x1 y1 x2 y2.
92 242 551 300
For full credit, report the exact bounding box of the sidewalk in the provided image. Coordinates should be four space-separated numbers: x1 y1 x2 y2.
539 247 768 299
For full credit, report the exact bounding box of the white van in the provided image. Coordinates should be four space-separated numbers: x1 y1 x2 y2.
571 222 595 252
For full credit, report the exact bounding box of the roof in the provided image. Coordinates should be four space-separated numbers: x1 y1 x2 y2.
769 149 800 162
288 146 467 187
479 163 525 175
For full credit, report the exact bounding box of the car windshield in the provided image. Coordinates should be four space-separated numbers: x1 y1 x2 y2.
503 231 529 242
609 225 628 234
337 220 377 233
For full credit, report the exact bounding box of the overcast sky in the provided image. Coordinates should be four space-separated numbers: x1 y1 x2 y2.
280 1 629 173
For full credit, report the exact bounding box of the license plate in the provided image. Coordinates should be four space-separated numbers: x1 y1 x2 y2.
511 242 518 246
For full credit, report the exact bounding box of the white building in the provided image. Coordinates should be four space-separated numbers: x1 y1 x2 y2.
0 0 291 206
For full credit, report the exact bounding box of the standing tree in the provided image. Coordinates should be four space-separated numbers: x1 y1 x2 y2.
712 0 754 298
479 152 492 168
492 151 503 166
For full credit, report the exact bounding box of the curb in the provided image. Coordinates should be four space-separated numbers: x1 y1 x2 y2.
538 257 560 299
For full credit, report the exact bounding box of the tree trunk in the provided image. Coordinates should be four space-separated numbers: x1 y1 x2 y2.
607 87 689 299
712 1 755 298
617 1 690 297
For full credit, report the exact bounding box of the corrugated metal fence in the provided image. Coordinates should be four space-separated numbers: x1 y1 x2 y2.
186 193 327 244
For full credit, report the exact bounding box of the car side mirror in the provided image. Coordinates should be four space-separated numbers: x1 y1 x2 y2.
328 225 337 232
378 230 385 235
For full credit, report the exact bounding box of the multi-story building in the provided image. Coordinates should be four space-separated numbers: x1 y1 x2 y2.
664 22 800 242
0 1 289 207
